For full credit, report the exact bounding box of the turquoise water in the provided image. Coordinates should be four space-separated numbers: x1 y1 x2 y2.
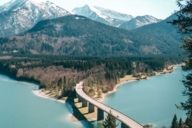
104 67 187 128
0 74 81 128
0 67 187 128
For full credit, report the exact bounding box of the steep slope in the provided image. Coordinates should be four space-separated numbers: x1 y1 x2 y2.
0 15 139 56
72 5 133 27
0 14 183 57
0 0 70 37
120 15 161 30
72 5 108 25
128 14 183 57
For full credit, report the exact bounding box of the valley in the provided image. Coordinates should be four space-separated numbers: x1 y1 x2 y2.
0 55 185 128
0 55 176 99
0 0 190 128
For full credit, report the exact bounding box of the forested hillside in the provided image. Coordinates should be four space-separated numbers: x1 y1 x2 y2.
0 55 177 97
0 14 184 57
129 14 184 57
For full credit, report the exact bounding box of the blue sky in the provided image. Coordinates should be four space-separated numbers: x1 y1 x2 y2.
0 0 179 19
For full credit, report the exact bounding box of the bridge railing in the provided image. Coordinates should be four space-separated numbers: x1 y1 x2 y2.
75 81 143 128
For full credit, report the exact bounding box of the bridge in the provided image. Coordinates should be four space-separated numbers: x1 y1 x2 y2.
75 81 143 128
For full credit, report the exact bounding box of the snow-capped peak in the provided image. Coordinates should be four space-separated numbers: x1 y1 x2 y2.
119 15 161 30
90 5 133 21
0 0 70 37
72 5 133 27
131 15 161 27
0 0 24 12
79 4 133 21
0 0 70 15
28 0 45 4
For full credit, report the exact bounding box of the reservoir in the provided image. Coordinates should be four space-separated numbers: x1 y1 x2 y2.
104 66 186 128
0 66 187 128
0 74 81 128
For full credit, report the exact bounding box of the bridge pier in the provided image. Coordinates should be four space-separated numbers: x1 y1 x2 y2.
97 108 104 121
88 103 94 113
76 96 87 107
75 82 143 128
79 96 85 103
121 122 130 128
81 99 87 107
74 91 77 98
76 95 81 102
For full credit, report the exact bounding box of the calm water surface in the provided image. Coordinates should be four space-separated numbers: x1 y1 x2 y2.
0 67 187 128
0 74 82 128
104 67 187 128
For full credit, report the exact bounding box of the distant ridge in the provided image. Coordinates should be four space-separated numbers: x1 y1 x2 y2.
72 5 161 29
72 5 133 27
128 13 183 57
0 14 183 58
120 15 161 30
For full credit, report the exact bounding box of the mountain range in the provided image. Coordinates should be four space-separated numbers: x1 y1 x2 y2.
72 5 133 27
128 14 183 57
119 15 160 30
0 15 140 56
0 0 70 37
0 0 183 57
72 5 161 29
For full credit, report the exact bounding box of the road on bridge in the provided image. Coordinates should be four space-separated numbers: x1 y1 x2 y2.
75 81 143 128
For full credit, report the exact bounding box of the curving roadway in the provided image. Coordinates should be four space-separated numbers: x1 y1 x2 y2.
75 81 143 128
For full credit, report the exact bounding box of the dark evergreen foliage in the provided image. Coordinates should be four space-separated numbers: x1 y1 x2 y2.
179 118 183 128
103 113 118 128
129 14 184 58
0 14 184 57
172 0 192 127
171 114 179 128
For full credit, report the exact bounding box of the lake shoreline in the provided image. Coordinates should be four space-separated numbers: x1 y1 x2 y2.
32 64 179 104
0 63 183 128
97 64 182 102
0 63 181 104
32 89 66 104
103 64 186 128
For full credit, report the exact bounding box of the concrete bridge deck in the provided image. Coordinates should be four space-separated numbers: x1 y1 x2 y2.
75 81 143 128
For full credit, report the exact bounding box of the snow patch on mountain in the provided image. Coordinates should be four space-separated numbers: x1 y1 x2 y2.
72 5 133 27
120 15 161 30
91 6 133 21
0 0 70 37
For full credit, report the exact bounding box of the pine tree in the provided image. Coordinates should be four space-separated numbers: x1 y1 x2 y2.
103 113 118 128
185 113 192 128
171 114 178 128
179 118 183 128
172 0 192 128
